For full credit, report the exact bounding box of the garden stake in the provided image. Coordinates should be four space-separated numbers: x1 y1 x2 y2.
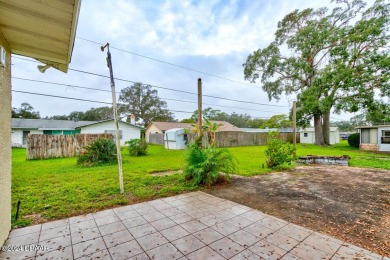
15 200 21 221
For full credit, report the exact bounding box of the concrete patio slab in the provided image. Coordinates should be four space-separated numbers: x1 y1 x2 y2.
0 191 386 259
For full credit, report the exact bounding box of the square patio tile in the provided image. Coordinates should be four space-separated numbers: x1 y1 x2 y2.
5 233 39 246
79 249 111 260
289 242 333 259
69 214 94 225
169 213 194 224
243 222 274 239
230 249 263 260
176 204 198 213
94 215 120 227
210 221 240 236
103 229 134 248
302 234 342 255
136 232 169 251
8 224 41 238
193 227 224 245
71 227 101 244
167 199 188 207
0 247 37 259
161 196 179 203
186 246 225 260
115 210 140 221
209 237 245 259
146 243 183 260
257 217 288 231
38 235 72 253
143 211 166 222
160 207 183 217
228 230 262 248
128 252 151 260
134 205 157 215
212 209 237 221
112 205 134 214
41 219 69 231
108 240 144 260
248 240 287 259
150 218 177 231
131 202 150 210
224 215 254 229
39 225 70 242
198 215 223 227
70 219 97 232
160 225 190 242
129 223 157 238
264 232 300 252
172 235 205 255
152 202 173 211
180 220 207 233
92 209 116 219
240 210 268 222
36 246 72 260
186 209 209 219
332 244 375 259
122 216 147 229
280 253 305 259
277 224 312 242
72 237 106 259
98 221 127 236
226 205 252 215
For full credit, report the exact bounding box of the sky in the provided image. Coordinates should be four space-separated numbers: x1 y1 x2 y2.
11 0 374 122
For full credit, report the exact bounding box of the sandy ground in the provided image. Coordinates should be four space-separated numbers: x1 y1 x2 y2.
205 165 390 256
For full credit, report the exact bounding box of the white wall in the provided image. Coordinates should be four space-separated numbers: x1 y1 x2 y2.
11 129 43 147
378 127 390 152
80 121 141 146
329 131 340 145
145 124 162 142
300 131 315 144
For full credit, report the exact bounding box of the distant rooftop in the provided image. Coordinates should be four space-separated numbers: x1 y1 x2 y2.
12 118 96 130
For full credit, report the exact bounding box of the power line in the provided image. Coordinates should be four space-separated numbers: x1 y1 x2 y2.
76 37 259 88
12 90 194 114
12 56 289 108
12 77 286 115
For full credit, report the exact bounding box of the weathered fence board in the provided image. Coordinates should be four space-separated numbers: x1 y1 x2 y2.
27 134 113 160
187 131 299 147
149 133 164 145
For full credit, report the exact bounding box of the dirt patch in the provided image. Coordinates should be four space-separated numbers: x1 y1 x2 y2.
205 165 390 257
150 170 183 176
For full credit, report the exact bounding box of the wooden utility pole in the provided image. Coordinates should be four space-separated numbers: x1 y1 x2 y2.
293 100 297 149
197 78 202 144
101 43 124 194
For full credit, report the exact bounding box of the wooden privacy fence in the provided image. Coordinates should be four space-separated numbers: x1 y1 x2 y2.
26 134 113 160
149 133 164 145
187 131 299 147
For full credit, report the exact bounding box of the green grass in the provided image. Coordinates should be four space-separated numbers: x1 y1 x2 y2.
11 141 390 227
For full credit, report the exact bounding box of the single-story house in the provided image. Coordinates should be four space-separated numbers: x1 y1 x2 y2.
12 118 142 147
355 125 390 152
145 121 242 142
299 127 340 145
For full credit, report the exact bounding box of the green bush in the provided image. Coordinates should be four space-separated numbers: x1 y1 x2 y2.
78 138 117 166
348 133 360 147
184 143 236 187
126 138 148 156
265 132 296 168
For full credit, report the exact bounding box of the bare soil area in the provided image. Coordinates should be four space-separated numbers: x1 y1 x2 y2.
205 165 390 257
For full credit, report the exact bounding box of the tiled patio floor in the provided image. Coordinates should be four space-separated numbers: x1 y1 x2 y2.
0 191 386 260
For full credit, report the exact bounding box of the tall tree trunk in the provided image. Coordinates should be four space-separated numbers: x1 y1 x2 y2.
314 114 325 145
322 111 330 145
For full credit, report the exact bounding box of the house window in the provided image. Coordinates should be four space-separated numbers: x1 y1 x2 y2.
382 130 390 144
304 133 308 137
105 130 122 139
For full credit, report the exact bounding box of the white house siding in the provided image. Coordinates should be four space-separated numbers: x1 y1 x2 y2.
329 130 340 145
300 131 315 144
300 128 339 144
378 126 390 152
145 124 163 142
11 129 43 147
80 121 141 146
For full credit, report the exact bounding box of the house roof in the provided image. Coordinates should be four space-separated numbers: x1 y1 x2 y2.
76 119 143 129
12 118 94 130
0 0 81 72
148 121 242 132
355 125 390 129
299 127 339 132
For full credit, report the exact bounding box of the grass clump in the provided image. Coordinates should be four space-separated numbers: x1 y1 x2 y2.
77 138 117 166
126 138 148 156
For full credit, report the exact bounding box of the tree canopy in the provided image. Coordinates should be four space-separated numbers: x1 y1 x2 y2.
119 83 174 127
243 0 389 145
50 107 114 121
12 102 40 119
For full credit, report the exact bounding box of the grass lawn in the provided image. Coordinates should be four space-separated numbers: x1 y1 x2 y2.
11 141 390 227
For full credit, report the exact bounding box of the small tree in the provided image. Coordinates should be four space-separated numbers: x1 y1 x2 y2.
265 132 295 168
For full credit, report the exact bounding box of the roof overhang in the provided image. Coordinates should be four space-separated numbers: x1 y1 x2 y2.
0 0 81 72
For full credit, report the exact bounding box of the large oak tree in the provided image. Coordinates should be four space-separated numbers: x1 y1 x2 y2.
243 0 389 145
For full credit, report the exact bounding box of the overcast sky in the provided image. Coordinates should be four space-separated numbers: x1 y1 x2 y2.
11 0 372 121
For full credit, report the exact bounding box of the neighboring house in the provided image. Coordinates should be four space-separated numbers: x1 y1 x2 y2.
11 118 142 147
300 127 340 145
145 121 242 142
11 118 92 147
0 0 81 246
77 119 142 146
355 125 390 152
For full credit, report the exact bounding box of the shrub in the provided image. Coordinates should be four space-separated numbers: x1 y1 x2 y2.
348 133 360 147
265 131 296 168
184 143 237 187
78 138 117 166
126 138 148 156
